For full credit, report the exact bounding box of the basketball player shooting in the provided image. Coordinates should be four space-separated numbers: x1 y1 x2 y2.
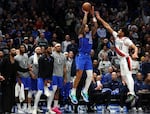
69 3 98 104
95 11 138 105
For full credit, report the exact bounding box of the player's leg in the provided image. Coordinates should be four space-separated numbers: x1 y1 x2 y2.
32 78 43 114
46 83 56 114
80 70 92 102
21 77 31 112
81 56 93 102
27 78 37 112
51 76 62 114
70 55 84 104
120 58 135 104
52 76 59 107
69 69 83 104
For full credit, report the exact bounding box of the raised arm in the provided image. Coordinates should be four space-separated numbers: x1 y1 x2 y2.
91 6 98 38
95 11 114 34
79 11 89 35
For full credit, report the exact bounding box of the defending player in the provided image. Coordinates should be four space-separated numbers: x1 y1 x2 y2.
95 11 138 105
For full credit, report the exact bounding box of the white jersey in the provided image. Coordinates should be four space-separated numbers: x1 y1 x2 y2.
112 31 133 59
112 31 135 96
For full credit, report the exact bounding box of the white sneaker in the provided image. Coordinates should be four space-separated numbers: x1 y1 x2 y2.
32 108 37 114
120 107 124 113
106 106 110 112
17 109 25 113
137 107 143 112
132 107 137 112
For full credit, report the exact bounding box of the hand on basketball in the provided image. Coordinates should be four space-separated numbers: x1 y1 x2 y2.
82 9 89 15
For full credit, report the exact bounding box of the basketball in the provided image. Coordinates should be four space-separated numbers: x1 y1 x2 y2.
82 2 91 12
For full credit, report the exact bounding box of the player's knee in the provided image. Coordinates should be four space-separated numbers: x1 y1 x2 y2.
86 70 93 78
28 91 32 98
53 85 57 93
36 90 43 96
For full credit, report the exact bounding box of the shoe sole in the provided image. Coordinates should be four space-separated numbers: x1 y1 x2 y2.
81 91 89 102
69 94 78 104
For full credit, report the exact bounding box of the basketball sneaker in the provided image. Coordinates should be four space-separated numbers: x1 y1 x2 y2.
81 90 89 102
69 92 78 104
126 94 135 103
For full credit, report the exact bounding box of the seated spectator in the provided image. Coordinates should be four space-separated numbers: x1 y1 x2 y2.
92 59 100 76
98 45 109 61
131 54 140 80
144 73 150 90
97 38 110 54
111 56 120 72
90 49 98 62
98 54 112 75
134 72 150 112
141 53 150 80
103 72 128 112
108 45 117 61
101 66 113 84
134 72 145 112
91 73 111 112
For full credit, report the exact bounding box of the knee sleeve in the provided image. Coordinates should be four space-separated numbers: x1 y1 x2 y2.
28 90 32 98
86 70 93 78
53 85 57 93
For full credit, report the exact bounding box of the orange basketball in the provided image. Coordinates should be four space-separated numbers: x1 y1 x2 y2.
82 2 91 12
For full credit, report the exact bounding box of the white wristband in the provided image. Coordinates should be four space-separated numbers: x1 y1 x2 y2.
93 17 97 22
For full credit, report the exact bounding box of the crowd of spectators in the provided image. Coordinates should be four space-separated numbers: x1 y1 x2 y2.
0 0 150 113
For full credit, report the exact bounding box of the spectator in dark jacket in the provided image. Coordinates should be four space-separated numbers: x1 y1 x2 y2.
93 59 100 75
141 53 150 80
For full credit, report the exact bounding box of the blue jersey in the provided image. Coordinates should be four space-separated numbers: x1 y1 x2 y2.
78 32 92 54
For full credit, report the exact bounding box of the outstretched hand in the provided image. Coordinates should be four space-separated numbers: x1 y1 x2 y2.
95 11 100 19
90 6 95 17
